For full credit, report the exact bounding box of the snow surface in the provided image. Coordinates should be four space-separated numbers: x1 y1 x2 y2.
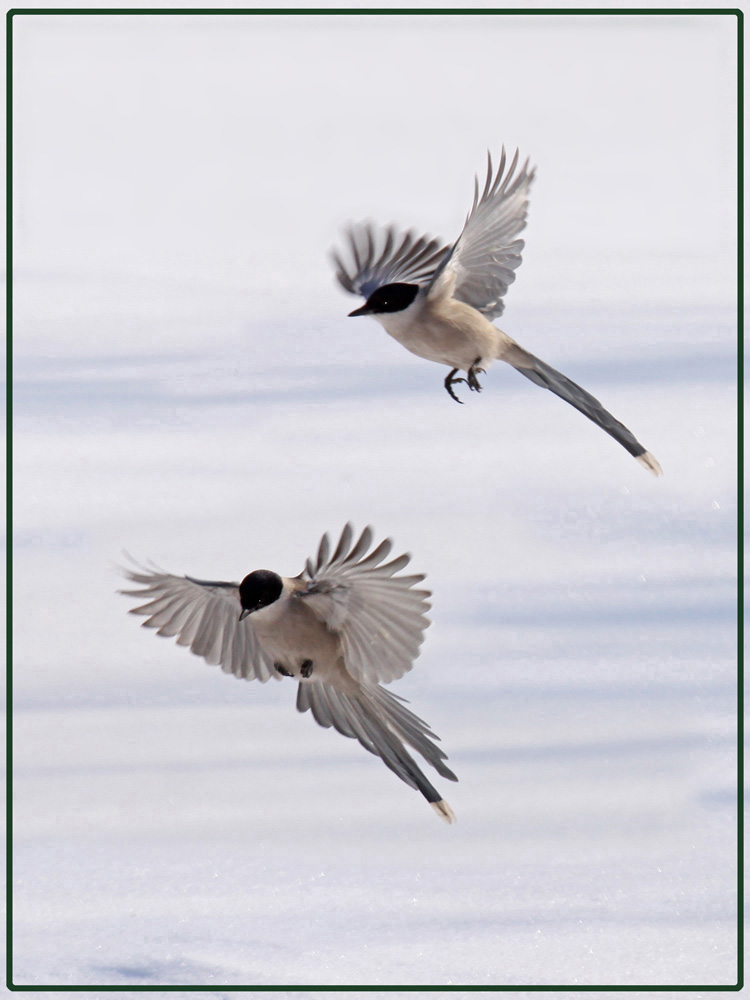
10 12 738 991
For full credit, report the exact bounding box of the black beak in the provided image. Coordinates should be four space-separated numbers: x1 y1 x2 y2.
348 303 372 317
238 609 251 622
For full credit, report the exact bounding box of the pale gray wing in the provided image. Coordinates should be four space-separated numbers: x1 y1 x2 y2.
296 680 456 821
505 342 663 477
331 221 450 299
297 524 432 686
428 147 535 319
120 565 278 682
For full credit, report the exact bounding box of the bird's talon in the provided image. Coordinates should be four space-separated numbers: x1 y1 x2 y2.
274 662 294 678
444 368 467 404
467 361 485 392
300 659 314 678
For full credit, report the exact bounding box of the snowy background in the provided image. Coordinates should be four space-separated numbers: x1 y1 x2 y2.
11 12 738 990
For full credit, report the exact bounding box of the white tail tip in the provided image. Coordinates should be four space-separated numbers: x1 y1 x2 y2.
637 451 663 477
431 799 456 824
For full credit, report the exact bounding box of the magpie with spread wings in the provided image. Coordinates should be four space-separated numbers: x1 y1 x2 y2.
332 148 661 476
121 524 457 822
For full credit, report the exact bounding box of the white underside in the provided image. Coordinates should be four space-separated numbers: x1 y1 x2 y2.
374 295 504 372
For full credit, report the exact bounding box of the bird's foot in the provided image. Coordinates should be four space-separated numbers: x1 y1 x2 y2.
467 359 486 393
274 662 294 678
444 361 485 402
300 659 314 679
444 368 467 404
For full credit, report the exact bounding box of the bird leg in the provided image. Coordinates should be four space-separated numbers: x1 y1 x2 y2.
444 359 485 403
444 368 467 403
467 358 486 392
274 662 294 678
300 659 314 678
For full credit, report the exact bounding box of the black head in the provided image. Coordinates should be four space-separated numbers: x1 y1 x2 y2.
348 282 420 317
239 569 283 619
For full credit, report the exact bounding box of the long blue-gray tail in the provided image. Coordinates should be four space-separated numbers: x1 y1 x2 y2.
296 680 457 823
506 343 662 476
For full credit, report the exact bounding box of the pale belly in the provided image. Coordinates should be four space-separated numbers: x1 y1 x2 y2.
250 599 355 690
376 301 503 372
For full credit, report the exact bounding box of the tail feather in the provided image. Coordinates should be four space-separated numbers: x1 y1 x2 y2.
370 684 458 781
297 681 369 745
296 680 457 821
432 799 456 824
505 343 662 475
351 697 427 793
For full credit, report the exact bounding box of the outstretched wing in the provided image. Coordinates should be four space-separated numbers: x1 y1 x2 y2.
298 524 432 686
331 221 450 299
429 147 535 319
120 564 278 682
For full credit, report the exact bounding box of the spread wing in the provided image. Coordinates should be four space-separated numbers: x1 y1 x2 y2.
120 564 278 682
428 147 535 319
331 221 450 299
298 524 432 686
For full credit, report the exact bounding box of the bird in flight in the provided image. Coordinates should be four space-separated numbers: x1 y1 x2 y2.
121 524 457 822
332 148 662 476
